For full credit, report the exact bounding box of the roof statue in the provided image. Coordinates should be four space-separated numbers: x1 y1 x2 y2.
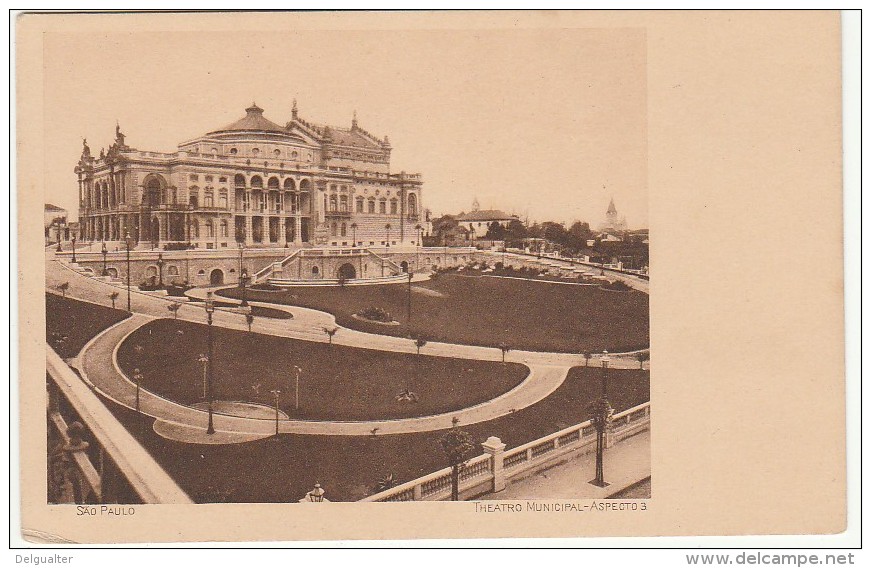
607 197 618 215
291 98 298 120
352 110 358 131
81 138 91 159
472 197 480 212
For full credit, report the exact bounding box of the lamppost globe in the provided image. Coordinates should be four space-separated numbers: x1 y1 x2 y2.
308 483 325 502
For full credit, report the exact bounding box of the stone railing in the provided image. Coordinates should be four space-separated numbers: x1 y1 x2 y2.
46 347 193 504
360 402 650 502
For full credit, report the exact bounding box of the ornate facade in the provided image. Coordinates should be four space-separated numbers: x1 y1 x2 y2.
75 102 424 249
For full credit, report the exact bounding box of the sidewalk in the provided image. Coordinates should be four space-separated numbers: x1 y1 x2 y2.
480 430 650 500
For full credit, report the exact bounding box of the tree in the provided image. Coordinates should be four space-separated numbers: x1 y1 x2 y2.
583 351 592 367
439 418 475 501
498 343 510 364
109 291 119 309
635 351 650 370
414 336 427 356
323 326 338 345
374 473 396 493
57 282 69 298
246 313 255 332
167 303 180 319
484 221 506 241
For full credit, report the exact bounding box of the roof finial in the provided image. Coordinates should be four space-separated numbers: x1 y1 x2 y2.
352 109 358 130
291 98 298 120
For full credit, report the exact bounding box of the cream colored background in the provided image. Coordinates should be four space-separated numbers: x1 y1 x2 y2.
17 11 845 542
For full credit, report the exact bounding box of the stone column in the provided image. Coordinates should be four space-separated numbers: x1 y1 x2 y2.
482 436 507 493
245 214 253 246
294 216 302 245
278 216 287 247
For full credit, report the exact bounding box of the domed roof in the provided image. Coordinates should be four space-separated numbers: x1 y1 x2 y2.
209 103 287 135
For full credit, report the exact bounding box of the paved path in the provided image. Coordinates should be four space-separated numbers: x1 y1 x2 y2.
480 430 651 500
47 250 648 443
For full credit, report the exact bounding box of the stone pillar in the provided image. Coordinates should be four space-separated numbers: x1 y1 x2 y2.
245 214 253 246
482 436 507 493
278 216 287 247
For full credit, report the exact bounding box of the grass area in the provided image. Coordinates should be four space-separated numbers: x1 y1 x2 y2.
45 293 130 358
116 319 529 421
220 272 649 353
102 365 649 503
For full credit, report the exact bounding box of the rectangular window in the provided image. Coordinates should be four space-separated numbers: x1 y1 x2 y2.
379 201 386 214
390 201 398 214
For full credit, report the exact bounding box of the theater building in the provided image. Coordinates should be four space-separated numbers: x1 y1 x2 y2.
75 102 424 250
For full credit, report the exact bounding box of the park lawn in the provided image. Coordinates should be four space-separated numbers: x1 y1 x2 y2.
116 319 529 421
102 365 649 503
220 272 649 353
45 293 130 358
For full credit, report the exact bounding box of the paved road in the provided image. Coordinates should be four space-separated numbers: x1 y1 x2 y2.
48 249 648 443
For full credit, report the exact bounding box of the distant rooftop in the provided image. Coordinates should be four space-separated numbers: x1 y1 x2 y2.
455 209 518 222
45 203 66 212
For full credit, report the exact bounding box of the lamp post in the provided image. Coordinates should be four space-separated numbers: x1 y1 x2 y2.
293 365 302 411
239 268 250 308
351 223 357 247
204 292 216 435
125 232 132 313
385 223 391 248
198 354 208 400
71 236 77 263
156 252 165 287
406 270 413 324
55 232 62 253
101 241 108 276
270 389 281 436
132 368 143 414
589 350 612 488
601 350 610 397
238 242 245 282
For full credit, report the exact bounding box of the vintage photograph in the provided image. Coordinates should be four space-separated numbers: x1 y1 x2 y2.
41 21 649 506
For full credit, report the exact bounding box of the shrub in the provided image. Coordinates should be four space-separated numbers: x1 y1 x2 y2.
600 280 632 292
358 306 392 323
163 242 194 251
250 283 282 291
165 283 192 296
494 261 504 270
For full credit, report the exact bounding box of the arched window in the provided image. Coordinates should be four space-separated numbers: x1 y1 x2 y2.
291 151 298 160
205 219 214 238
283 178 295 190
312 266 319 276
273 149 281 157
219 190 228 209
204 189 214 208
192 220 200 238
340 223 347 237
299 179 311 191
250 176 263 188
189 186 199 208
234 174 245 187
339 195 349 212
356 197 364 213
268 177 280 189
390 199 398 214
408 193 417 216
368 198 376 214
230 148 238 155
252 148 260 156
331 222 338 236
220 220 228 237
329 195 338 212
379 199 387 214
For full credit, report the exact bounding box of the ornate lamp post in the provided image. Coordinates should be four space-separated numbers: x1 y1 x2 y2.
204 292 216 435
55 232 62 253
292 365 302 411
124 232 132 313
132 368 143 414
270 389 281 436
198 354 209 399
70 236 77 263
589 350 613 488
385 223 391 248
239 268 251 308
156 252 165 287
238 242 245 281
351 222 357 247
406 270 414 324
101 241 108 276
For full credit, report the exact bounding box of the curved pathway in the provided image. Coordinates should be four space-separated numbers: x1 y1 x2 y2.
48 249 648 443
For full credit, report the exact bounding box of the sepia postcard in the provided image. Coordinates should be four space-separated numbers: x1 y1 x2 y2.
14 10 850 544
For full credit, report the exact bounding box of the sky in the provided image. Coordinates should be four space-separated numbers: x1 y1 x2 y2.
42 26 647 227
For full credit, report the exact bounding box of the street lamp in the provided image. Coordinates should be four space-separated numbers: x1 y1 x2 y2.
385 223 391 248
198 353 209 400
55 232 62 253
101 241 108 276
270 389 281 436
292 365 302 411
589 349 612 488
124 232 132 313
132 368 143 414
156 252 165 288
406 270 413 324
204 291 216 435
239 268 250 308
238 242 245 281
71 236 77 263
